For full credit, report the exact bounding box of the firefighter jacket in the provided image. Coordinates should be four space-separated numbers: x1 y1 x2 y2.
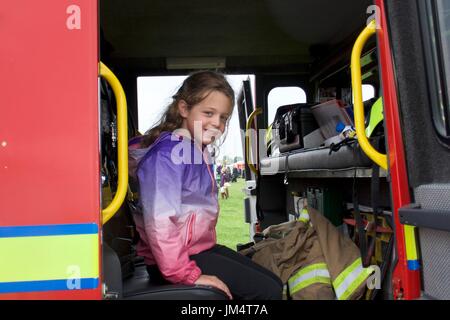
240 207 374 300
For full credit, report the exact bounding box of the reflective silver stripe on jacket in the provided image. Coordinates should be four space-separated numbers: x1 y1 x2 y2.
288 263 331 294
333 258 374 300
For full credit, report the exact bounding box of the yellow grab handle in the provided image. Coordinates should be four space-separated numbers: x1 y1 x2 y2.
99 62 128 224
246 108 263 175
351 20 388 170
352 22 419 271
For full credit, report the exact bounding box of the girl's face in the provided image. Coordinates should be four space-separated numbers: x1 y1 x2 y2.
179 90 233 146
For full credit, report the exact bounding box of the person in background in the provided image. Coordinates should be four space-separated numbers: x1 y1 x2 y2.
220 168 229 199
232 166 239 182
216 164 223 177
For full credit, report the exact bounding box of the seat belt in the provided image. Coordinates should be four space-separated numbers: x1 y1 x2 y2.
256 170 264 222
366 137 382 265
362 162 380 268
284 153 290 185
353 170 367 263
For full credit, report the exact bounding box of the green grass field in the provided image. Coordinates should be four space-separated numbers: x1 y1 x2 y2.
216 178 250 250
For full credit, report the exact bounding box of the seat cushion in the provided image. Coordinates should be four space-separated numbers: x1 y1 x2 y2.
123 265 228 300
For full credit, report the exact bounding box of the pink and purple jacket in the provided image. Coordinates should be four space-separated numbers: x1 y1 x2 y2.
128 131 219 285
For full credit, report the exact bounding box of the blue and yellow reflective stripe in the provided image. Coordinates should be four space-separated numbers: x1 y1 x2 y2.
404 225 420 271
288 263 331 294
0 224 98 238
333 258 373 300
0 279 99 293
0 223 99 294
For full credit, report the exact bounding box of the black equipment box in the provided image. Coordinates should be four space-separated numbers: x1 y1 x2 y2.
272 103 319 153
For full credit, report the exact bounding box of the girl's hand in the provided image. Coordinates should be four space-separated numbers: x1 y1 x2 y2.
194 274 233 300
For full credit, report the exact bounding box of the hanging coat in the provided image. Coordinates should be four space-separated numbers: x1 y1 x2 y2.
240 207 374 300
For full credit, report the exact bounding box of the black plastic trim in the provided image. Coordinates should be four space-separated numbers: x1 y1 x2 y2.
399 205 450 232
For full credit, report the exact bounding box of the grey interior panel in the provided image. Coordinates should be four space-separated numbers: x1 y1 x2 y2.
415 184 450 300
260 144 372 175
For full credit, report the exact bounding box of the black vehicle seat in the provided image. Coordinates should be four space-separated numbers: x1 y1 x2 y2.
102 234 228 300
122 263 228 300
102 201 228 300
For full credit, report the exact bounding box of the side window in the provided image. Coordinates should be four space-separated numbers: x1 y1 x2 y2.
362 84 375 101
345 84 375 104
137 74 254 161
267 86 307 125
318 85 375 106
421 0 450 139
137 76 188 134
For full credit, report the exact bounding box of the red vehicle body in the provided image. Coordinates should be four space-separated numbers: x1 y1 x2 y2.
1 0 449 300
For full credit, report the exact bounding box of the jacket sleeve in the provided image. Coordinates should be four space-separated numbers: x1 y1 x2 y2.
137 148 202 285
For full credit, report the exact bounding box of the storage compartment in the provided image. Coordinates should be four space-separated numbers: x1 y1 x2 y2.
260 139 378 176
307 187 344 227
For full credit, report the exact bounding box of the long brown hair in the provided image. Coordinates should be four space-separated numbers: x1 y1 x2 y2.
141 71 235 148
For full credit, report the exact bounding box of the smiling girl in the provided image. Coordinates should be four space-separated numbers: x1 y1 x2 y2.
128 71 282 300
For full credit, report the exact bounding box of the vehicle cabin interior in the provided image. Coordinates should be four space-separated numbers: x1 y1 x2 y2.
99 0 391 300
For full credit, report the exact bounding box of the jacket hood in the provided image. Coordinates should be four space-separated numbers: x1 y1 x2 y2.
128 131 193 178
128 132 171 179
129 145 150 180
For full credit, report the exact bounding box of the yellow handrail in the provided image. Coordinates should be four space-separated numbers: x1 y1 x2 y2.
352 21 419 278
351 20 388 170
99 62 128 224
246 108 262 175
